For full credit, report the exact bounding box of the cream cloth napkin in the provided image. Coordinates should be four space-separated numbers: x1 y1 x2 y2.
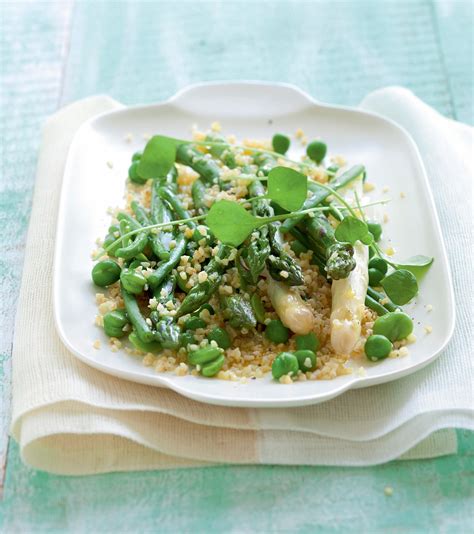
11 88 473 475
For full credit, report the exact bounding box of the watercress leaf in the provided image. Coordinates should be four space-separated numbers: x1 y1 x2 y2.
334 216 372 245
137 135 180 179
381 269 418 305
394 255 434 280
267 167 307 212
206 200 258 246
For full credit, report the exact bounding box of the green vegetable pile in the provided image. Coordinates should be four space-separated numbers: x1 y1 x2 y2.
92 130 433 379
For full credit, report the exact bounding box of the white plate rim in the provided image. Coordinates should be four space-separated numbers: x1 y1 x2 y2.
53 80 456 407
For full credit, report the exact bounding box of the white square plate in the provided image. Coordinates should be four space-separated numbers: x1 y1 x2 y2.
54 82 455 407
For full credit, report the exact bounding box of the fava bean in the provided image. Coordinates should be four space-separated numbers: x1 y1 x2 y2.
103 310 129 338
207 327 231 349
129 331 161 353
306 140 327 164
365 334 392 361
295 332 320 352
91 259 121 287
272 352 299 379
367 222 382 242
120 268 147 294
188 346 222 366
368 268 384 287
294 349 317 371
272 133 290 155
184 317 207 331
128 161 147 185
201 355 225 377
265 319 290 344
369 257 388 275
373 312 413 342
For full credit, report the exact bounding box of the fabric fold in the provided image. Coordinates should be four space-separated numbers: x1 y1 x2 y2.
11 87 473 475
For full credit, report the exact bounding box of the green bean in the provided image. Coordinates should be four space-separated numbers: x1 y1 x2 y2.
159 187 198 232
131 200 151 226
115 213 148 260
121 286 155 343
176 144 221 185
191 178 208 214
365 295 389 316
366 287 398 312
150 180 174 260
147 233 187 289
205 133 237 168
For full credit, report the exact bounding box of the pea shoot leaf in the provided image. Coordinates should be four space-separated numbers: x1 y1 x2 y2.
394 255 434 281
381 269 418 305
334 216 374 245
267 167 307 212
137 135 180 179
206 200 259 247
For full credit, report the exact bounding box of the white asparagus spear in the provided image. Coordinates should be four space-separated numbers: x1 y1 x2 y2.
267 276 314 335
330 242 369 355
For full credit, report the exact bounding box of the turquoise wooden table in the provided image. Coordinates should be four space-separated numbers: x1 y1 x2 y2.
1 1 472 531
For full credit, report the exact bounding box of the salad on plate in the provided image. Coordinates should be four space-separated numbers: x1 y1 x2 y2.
91 125 433 384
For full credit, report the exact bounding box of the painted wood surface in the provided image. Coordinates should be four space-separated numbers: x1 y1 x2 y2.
1 1 472 531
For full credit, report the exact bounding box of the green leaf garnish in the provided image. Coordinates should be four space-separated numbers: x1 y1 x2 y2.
394 255 433 280
334 216 373 245
137 135 179 179
206 200 259 247
381 269 418 305
266 166 307 212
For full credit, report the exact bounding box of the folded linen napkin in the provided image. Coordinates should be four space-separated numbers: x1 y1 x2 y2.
11 88 473 475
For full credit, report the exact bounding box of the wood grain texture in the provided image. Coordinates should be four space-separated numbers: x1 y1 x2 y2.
0 0 73 486
0 0 472 530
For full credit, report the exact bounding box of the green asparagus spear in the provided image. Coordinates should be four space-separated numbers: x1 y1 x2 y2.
154 317 181 349
302 214 356 280
220 294 257 329
176 245 233 317
280 164 365 232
